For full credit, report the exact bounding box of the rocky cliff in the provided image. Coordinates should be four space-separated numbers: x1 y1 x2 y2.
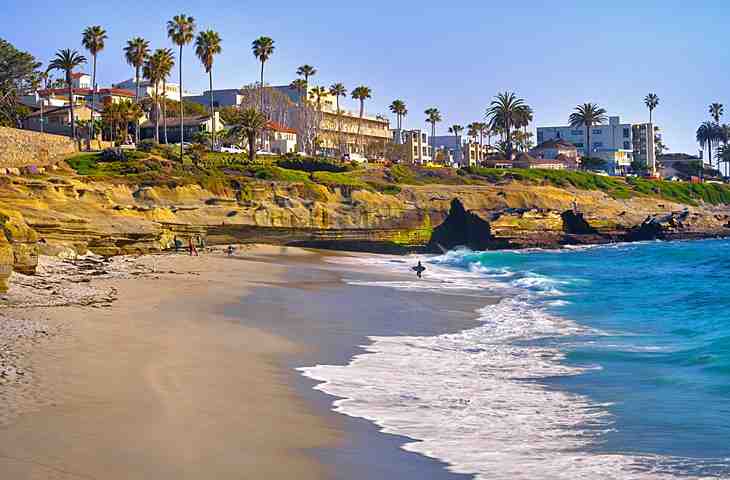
0 170 728 291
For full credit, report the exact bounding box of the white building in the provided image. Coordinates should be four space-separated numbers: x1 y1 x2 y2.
537 116 656 174
392 129 432 164
70 72 92 89
265 121 298 154
113 78 182 102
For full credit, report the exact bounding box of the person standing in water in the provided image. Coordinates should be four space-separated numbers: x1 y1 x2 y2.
412 261 426 279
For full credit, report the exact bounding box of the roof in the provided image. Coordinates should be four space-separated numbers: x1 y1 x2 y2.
266 121 297 134
25 103 99 118
71 72 89 79
38 87 135 98
533 138 577 150
140 115 213 128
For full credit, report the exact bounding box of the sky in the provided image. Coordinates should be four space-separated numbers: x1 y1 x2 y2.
4 0 730 154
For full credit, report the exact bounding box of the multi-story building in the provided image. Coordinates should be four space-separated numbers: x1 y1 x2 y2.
114 78 182 102
185 89 243 108
70 72 92 89
536 116 657 174
431 135 465 165
392 129 432 164
265 121 298 154
530 138 580 163
139 112 224 143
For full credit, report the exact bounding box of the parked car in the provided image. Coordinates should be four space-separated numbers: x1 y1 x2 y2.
216 145 244 154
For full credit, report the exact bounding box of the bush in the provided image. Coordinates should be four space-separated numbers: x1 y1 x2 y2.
277 156 350 173
312 171 369 189
137 139 158 152
254 166 311 182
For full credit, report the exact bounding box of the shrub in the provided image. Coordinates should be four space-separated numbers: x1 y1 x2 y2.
312 171 369 189
137 139 158 152
254 166 311 182
277 156 350 173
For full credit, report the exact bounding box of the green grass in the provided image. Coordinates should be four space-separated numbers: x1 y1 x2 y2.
311 171 369 189
254 166 311 182
65 153 101 175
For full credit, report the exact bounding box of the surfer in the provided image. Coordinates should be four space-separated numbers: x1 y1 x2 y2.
412 261 426 279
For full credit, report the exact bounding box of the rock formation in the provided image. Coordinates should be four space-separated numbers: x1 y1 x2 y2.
0 209 39 275
427 199 495 252
561 210 599 235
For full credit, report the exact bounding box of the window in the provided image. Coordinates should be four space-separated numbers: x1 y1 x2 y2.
623 141 631 149
571 130 583 136
556 131 561 139
574 142 584 148
593 142 603 148
537 132 544 142
422 133 427 142
623 128 630 138
422 146 428 156
592 129 602 135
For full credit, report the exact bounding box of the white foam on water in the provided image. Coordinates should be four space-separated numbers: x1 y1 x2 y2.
305 253 718 479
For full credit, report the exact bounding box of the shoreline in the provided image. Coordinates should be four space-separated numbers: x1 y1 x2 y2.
0 247 341 479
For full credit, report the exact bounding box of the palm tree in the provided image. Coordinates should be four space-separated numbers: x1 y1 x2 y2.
143 49 167 143
351 86 372 154
167 14 196 158
473 122 489 161
644 93 659 123
252 36 275 111
195 30 222 149
48 49 87 140
81 26 107 146
389 99 408 132
425 107 442 160
296 64 317 91
710 103 724 124
157 48 175 144
309 86 328 112
290 79 308 106
569 103 608 163
330 83 347 154
513 105 533 152
448 124 464 164
485 92 525 160
227 108 269 163
123 37 150 143
696 121 715 173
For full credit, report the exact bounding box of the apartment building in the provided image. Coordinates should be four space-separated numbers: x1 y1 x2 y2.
114 78 182 102
392 129 432 164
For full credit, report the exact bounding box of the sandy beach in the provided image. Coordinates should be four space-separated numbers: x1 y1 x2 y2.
0 246 341 480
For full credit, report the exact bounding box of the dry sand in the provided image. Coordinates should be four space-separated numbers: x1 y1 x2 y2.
0 246 340 479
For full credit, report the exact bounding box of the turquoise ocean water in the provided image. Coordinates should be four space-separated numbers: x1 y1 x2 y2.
302 239 730 479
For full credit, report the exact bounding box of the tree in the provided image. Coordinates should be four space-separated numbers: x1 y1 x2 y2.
389 99 407 132
513 105 533 152
123 37 150 142
252 36 275 111
157 48 175 144
709 102 724 123
143 49 166 142
644 93 659 123
329 83 347 154
569 103 607 165
425 107 442 160
581 157 608 171
226 108 268 163
195 30 222 149
716 144 730 177
0 38 41 128
485 92 525 160
351 85 372 154
296 64 316 90
48 49 87 139
696 121 715 173
448 124 463 164
167 13 196 158
290 79 307 106
82 25 107 146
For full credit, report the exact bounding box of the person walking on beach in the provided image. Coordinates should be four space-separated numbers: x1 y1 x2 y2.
412 261 426 279
188 237 198 256
227 245 235 257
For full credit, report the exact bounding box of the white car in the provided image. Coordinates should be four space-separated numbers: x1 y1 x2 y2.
217 145 244 154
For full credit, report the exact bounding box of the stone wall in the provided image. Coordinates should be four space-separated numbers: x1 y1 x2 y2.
0 127 77 168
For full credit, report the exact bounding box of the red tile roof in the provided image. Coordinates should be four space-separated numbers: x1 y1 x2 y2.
266 121 297 134
71 72 88 79
38 87 135 98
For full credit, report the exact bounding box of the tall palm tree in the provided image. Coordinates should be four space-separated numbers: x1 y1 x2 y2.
143 51 164 142
569 103 607 162
195 30 222 149
252 36 275 111
157 48 175 144
425 107 442 160
448 124 464 164
644 93 659 123
227 108 269 163
329 83 347 154
296 64 317 91
696 121 715 173
48 49 87 140
290 79 308 106
167 14 196 158
513 105 533 152
309 86 328 112
81 26 107 146
123 37 150 143
389 99 408 132
351 86 372 154
710 103 724 124
485 92 525 160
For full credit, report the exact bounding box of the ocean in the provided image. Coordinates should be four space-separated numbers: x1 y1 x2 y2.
299 239 730 479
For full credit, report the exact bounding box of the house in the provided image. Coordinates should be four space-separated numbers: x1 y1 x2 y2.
513 152 577 170
265 121 297 154
529 139 580 163
392 129 432 164
70 72 92 89
23 104 99 136
114 78 182 102
139 112 224 143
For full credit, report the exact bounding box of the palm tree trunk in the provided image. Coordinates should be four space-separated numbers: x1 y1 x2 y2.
68 72 76 140
649 109 653 124
259 61 265 113
90 54 97 150
179 45 184 160
336 96 342 155
358 101 364 154
209 69 215 150
134 66 140 143
248 132 256 164
163 79 168 144
585 125 591 167
155 84 160 143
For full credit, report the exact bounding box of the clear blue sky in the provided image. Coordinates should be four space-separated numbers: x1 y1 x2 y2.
5 0 730 153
